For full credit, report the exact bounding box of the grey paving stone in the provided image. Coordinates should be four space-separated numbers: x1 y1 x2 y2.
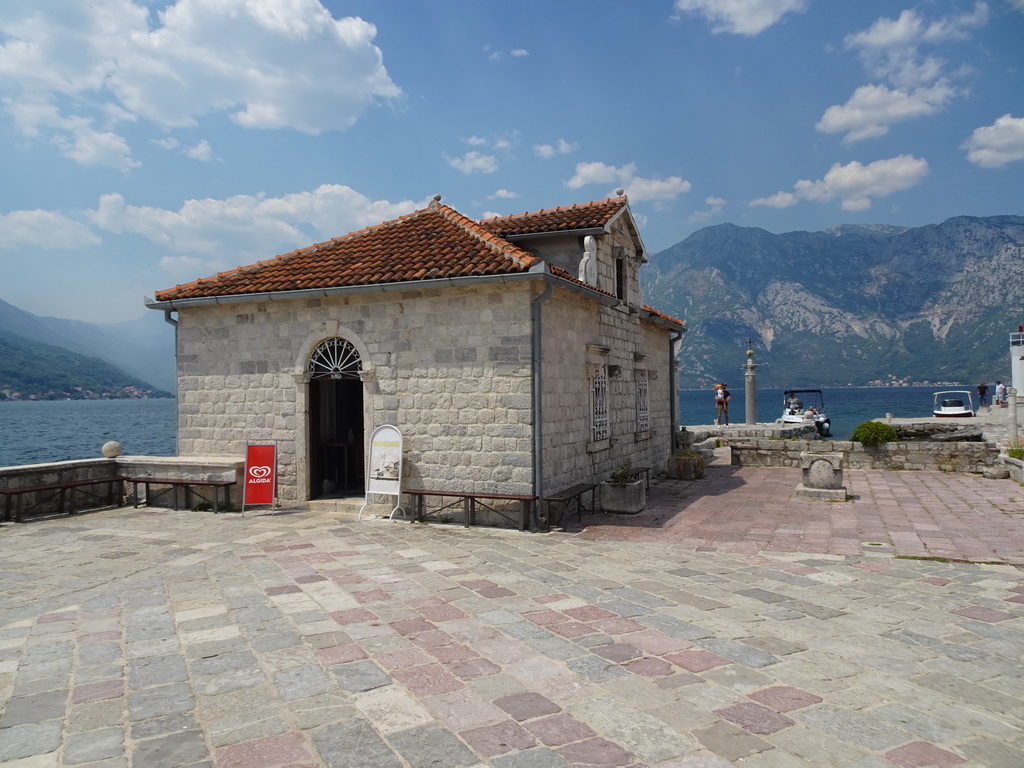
132 730 209 768
638 614 711 640
693 721 772 762
696 638 779 668
0 720 63 762
128 682 195 721
75 662 125 683
12 676 68 696
795 705 910 749
22 641 74 664
251 631 302 652
565 654 628 683
781 600 845 620
63 727 124 764
312 719 404 768
125 621 177 643
80 642 123 666
388 723 478 767
330 660 391 693
131 713 200 740
272 663 335 701
736 588 790 604
491 747 571 768
185 638 248 659
188 650 259 677
128 654 188 689
195 665 266 695
0 690 69 727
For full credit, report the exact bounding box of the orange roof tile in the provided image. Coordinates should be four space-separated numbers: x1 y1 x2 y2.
478 197 628 237
154 202 542 302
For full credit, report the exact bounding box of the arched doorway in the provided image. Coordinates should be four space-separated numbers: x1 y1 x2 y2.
307 337 364 499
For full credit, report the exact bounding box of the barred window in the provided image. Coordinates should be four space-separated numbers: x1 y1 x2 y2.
592 367 609 442
635 369 649 432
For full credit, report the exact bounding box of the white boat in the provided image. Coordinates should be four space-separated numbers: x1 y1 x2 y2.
933 390 974 418
780 389 831 436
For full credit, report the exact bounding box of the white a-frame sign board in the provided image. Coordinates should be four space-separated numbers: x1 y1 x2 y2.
358 425 407 521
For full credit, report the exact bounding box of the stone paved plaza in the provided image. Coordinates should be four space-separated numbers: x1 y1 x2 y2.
1 467 1023 767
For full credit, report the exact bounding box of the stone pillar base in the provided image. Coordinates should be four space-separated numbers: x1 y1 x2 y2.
795 483 848 501
797 452 848 501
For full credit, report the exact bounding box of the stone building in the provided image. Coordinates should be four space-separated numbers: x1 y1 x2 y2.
147 195 684 516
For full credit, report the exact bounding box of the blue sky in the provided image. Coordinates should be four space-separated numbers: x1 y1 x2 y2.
1 0 1022 323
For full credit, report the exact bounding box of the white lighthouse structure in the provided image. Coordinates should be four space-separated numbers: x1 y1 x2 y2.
1011 325 1024 392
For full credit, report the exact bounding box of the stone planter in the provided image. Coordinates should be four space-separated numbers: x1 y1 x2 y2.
667 451 705 480
600 479 646 514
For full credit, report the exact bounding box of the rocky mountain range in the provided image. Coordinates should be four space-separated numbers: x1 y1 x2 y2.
643 215 1024 388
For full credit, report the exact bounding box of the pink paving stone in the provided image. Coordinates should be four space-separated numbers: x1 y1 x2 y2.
477 587 516 598
1005 594 1024 604
262 545 288 552
376 647 435 671
623 656 674 677
592 643 642 663
951 606 1015 622
427 644 479 663
79 630 121 646
294 574 327 584
747 685 822 712
39 610 78 624
883 741 967 768
664 649 732 673
216 732 313 768
424 689 507 731
329 573 366 585
852 562 890 572
533 593 571 603
624 629 691 656
562 605 618 622
525 713 598 747
549 620 597 639
556 737 637 767
920 577 953 586
315 644 368 666
406 596 445 608
265 585 301 596
494 692 561 721
459 720 536 758
72 680 124 704
416 603 469 622
590 617 648 635
239 554 266 560
438 568 469 576
409 629 455 648
287 543 315 549
390 618 436 636
353 588 391 604
391 663 465 696
524 610 567 627
329 608 379 625
448 657 501 680
716 702 795 735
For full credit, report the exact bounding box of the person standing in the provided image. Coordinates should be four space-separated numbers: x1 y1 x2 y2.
714 383 731 425
995 381 1007 408
977 382 989 410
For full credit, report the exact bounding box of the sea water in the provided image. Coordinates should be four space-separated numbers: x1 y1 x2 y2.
0 386 954 468
0 399 176 467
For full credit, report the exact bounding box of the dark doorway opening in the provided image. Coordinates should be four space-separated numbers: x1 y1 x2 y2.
309 378 364 499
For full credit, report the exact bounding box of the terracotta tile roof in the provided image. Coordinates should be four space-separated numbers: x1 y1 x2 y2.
478 197 628 237
154 202 542 302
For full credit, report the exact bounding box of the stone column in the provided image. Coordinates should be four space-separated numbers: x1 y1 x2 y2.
1009 387 1018 442
742 347 758 425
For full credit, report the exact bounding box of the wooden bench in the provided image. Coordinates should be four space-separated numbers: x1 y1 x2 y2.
629 465 651 488
543 482 598 531
405 490 536 531
125 477 235 513
1 476 125 523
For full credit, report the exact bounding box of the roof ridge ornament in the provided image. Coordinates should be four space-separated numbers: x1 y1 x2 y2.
428 193 442 210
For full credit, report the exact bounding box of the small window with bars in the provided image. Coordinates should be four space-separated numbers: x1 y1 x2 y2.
592 367 609 442
635 369 649 432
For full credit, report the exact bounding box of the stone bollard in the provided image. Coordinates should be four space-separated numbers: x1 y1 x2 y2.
795 452 848 501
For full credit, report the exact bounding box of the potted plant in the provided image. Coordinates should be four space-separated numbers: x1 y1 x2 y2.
600 459 646 514
668 448 705 480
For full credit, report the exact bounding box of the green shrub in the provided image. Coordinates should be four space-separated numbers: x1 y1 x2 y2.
850 421 899 446
609 459 634 486
1006 440 1024 460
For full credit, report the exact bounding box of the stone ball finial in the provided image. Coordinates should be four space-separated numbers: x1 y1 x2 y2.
101 441 122 458
615 188 625 197
432 193 441 201
747 348 754 358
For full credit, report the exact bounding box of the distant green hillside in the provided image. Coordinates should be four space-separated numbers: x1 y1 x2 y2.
0 332 172 400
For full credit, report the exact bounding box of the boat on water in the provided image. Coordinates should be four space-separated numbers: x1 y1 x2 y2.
933 390 974 418
779 389 831 436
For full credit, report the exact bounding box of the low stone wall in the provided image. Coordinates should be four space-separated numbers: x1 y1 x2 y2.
0 456 244 518
704 438 1001 473
1004 456 1024 483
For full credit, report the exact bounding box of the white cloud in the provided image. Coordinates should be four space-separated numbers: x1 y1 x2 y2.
511 49 529 57
184 140 214 162
0 0 400 167
448 151 498 174
672 0 807 36
0 209 101 249
1009 0 1024 11
489 189 519 199
89 184 426 263
816 82 955 143
566 161 691 203
466 136 488 146
687 195 727 224
533 139 578 158
818 3 987 142
962 114 1024 168
751 155 929 211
